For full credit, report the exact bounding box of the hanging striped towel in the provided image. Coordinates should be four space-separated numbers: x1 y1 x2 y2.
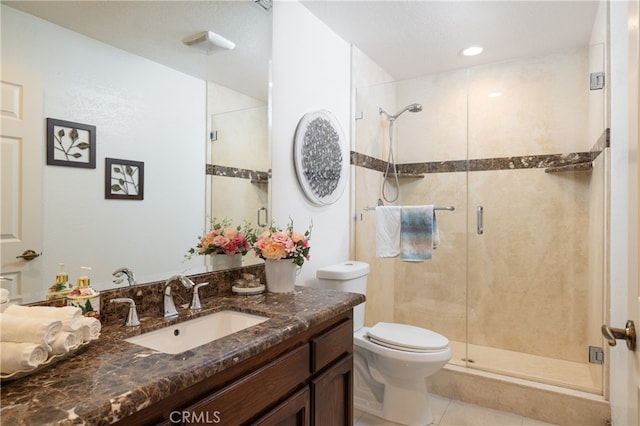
400 205 439 262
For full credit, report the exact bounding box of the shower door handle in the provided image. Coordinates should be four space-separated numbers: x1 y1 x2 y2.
601 320 636 351
476 206 484 235
257 207 268 228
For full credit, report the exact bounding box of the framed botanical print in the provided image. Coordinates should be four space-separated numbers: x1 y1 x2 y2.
105 158 144 200
46 118 96 168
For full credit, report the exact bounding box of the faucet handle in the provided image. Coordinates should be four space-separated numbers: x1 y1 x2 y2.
189 282 209 311
110 298 141 327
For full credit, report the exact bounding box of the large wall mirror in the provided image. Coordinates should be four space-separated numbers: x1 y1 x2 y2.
1 1 271 303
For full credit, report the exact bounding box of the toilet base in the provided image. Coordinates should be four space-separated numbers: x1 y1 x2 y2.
354 366 434 426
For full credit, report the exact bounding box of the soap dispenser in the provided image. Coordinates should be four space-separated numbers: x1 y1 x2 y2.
67 266 100 319
47 263 73 300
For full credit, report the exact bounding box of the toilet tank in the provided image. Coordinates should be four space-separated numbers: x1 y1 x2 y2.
316 261 369 331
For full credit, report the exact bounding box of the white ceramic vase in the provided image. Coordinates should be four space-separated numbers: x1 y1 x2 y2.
264 258 297 293
208 253 242 272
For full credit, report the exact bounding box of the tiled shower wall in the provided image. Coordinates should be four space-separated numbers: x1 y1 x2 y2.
206 83 269 267
354 46 606 368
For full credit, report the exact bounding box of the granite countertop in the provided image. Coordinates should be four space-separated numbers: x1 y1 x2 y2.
0 285 364 425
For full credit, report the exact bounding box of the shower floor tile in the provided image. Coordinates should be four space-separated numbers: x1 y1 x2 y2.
447 340 601 394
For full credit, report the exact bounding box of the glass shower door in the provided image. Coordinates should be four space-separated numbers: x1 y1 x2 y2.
353 74 470 366
465 46 606 394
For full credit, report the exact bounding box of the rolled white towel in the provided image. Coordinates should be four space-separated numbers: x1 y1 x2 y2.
73 328 84 346
3 305 82 331
49 331 77 355
80 317 101 342
0 313 62 350
0 341 49 374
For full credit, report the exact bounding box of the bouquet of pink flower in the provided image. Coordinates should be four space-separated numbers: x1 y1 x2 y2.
253 219 312 267
187 218 256 258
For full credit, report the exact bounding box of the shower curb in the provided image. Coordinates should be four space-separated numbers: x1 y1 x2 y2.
427 364 610 425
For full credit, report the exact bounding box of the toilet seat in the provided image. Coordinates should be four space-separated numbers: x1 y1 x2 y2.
366 322 449 353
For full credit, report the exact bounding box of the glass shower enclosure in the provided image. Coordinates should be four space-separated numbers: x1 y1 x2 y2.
353 43 607 395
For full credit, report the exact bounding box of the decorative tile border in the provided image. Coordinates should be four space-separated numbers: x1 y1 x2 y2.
590 128 610 158
350 151 387 173
351 129 610 175
351 151 594 174
206 164 270 183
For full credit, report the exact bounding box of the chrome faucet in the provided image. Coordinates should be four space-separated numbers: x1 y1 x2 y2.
163 275 196 317
113 267 136 286
110 298 140 327
189 282 209 311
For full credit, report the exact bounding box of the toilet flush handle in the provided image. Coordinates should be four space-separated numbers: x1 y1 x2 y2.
601 320 636 351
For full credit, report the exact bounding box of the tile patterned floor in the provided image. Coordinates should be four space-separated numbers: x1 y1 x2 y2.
354 395 558 426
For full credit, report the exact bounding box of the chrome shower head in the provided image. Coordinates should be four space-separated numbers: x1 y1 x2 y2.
379 103 423 121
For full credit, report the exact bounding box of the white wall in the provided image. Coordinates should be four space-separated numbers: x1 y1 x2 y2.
271 1 351 286
2 6 206 295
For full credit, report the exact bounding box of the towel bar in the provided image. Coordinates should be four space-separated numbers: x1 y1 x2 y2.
364 205 455 212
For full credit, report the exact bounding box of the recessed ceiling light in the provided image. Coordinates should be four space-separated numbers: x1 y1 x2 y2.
461 46 483 57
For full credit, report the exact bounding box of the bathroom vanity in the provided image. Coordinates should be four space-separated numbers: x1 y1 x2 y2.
120 309 354 425
0 267 364 425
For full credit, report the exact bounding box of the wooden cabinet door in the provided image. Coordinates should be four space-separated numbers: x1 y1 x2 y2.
254 387 310 426
310 355 353 426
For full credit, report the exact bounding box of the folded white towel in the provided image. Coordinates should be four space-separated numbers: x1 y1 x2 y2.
0 313 62 350
80 317 101 342
400 205 437 262
0 342 49 374
49 331 77 355
376 206 401 257
3 305 83 331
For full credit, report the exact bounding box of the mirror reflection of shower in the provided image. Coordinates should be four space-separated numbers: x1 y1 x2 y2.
379 103 423 203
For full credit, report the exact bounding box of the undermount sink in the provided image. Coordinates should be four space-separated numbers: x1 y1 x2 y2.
125 310 268 354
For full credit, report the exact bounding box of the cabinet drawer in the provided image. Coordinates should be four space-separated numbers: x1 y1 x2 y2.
184 344 310 425
311 319 352 373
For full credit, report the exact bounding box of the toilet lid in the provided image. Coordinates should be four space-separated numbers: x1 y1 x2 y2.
366 322 449 352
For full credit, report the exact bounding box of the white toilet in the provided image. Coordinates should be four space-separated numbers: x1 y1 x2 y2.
316 261 452 426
